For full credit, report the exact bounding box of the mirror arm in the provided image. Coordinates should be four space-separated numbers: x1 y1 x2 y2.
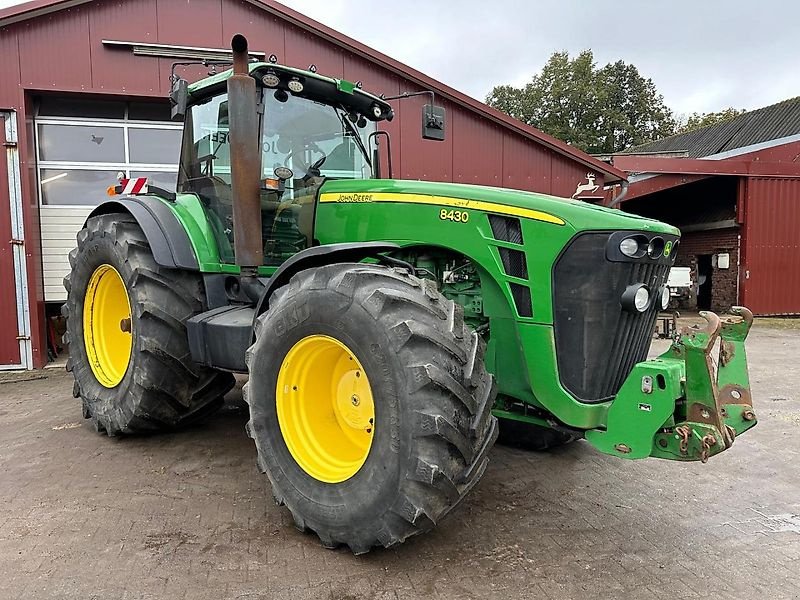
381 90 435 105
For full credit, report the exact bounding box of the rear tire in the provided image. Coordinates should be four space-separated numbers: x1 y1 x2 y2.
244 263 498 553
497 418 577 451
63 212 235 435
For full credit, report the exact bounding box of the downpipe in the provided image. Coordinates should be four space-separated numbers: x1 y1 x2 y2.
608 180 629 208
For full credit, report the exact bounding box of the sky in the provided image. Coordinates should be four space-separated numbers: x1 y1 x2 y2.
275 0 800 118
1 0 797 117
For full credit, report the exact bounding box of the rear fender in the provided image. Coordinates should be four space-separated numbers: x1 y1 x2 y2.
86 197 198 270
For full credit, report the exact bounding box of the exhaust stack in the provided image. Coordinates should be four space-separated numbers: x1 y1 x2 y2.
227 34 263 269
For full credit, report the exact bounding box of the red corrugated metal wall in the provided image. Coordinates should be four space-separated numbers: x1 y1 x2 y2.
741 177 800 314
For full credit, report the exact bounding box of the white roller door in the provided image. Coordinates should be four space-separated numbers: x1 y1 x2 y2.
34 98 181 301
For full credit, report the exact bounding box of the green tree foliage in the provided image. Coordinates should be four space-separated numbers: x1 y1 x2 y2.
486 50 676 154
677 108 746 134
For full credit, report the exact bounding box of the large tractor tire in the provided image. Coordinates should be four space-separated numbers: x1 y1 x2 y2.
63 212 235 435
497 419 577 451
244 264 498 553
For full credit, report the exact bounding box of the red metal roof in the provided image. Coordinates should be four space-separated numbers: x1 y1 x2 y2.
0 0 89 25
614 156 800 179
0 0 627 183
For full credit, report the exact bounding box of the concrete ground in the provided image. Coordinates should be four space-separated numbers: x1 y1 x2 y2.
0 321 798 600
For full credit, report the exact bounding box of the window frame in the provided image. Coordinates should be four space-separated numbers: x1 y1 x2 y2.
35 106 183 208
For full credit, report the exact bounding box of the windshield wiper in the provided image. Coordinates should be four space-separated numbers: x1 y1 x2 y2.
336 106 372 169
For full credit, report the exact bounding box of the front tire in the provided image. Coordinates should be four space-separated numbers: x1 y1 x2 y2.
63 212 235 435
244 264 497 553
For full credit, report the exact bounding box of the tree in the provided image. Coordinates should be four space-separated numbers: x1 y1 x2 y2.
676 108 746 134
486 51 676 154
595 61 676 153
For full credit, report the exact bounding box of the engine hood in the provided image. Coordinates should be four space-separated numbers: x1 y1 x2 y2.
319 179 680 236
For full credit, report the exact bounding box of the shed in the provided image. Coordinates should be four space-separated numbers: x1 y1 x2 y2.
0 0 625 369
610 97 800 315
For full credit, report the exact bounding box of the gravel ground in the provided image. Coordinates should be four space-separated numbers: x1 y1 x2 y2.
0 320 798 599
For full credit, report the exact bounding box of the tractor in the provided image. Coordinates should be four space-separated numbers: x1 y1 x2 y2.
63 35 757 554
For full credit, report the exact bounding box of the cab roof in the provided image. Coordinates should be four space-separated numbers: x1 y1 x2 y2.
187 62 394 122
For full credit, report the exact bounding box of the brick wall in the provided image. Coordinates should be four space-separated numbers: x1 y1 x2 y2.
674 228 740 312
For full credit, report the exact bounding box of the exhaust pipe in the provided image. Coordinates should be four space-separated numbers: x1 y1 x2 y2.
228 34 263 269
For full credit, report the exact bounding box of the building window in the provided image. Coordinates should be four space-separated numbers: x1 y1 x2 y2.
35 98 182 207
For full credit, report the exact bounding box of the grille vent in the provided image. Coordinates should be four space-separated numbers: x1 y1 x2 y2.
498 247 528 279
509 283 533 317
488 214 523 244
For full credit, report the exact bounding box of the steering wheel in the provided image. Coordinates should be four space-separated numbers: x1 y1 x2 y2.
286 146 327 180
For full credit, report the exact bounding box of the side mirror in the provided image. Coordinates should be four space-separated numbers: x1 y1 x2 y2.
422 104 446 141
170 77 189 122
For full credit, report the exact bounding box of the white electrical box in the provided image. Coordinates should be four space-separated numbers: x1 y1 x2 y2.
717 253 730 270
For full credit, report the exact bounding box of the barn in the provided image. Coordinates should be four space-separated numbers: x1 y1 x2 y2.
0 0 625 370
610 97 800 316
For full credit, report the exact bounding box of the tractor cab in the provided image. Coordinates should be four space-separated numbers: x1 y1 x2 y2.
175 61 393 266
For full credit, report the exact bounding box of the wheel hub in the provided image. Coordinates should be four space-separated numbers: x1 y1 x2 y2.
276 335 375 483
82 264 132 388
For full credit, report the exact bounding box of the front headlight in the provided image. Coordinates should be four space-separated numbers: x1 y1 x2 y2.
618 235 647 258
619 237 640 257
635 287 651 311
660 286 670 310
647 236 665 259
621 284 651 313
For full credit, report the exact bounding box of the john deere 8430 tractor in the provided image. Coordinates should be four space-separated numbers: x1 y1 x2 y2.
64 35 757 553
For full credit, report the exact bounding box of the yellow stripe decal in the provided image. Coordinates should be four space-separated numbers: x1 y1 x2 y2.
319 192 565 225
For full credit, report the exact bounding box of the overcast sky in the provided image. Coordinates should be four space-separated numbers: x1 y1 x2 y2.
277 0 800 117
2 0 797 116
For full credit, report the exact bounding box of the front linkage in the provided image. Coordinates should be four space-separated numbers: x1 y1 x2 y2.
586 307 756 462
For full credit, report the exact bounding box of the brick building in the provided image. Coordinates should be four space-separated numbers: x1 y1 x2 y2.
609 97 800 315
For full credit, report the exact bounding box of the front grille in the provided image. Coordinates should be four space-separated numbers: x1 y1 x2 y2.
552 232 676 403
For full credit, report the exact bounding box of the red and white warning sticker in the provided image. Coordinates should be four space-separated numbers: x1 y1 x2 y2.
118 177 149 195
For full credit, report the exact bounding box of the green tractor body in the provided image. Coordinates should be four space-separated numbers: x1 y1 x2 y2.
63 36 756 553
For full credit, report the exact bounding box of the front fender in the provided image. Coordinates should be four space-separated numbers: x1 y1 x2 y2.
87 197 198 270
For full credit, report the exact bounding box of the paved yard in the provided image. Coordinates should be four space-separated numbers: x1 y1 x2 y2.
0 322 798 599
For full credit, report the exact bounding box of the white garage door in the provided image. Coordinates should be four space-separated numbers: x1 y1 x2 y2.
35 97 182 301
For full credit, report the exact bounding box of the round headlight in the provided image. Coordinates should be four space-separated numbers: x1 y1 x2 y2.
647 236 665 259
619 237 640 257
621 284 651 313
618 235 647 258
262 71 280 87
634 287 650 312
372 105 383 118
660 286 670 310
287 77 304 93
670 240 680 261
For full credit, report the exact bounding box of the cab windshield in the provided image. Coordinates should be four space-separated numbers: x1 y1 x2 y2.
177 89 376 266
262 90 374 181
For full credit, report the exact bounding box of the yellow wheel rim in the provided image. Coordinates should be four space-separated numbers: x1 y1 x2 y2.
83 264 133 388
276 335 375 483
